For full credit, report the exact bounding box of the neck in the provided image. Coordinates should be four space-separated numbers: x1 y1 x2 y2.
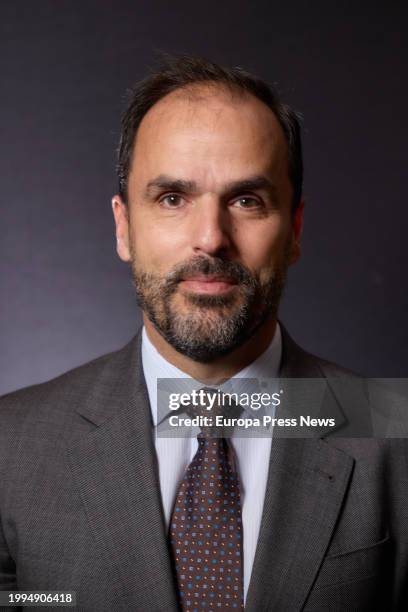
143 314 277 385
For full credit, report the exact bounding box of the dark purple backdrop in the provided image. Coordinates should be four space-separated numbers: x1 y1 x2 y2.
1 0 407 394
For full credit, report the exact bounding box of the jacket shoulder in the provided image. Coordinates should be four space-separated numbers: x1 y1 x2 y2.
311 353 360 379
0 337 138 429
279 321 361 380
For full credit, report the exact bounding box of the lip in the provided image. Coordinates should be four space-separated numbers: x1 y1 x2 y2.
179 276 238 295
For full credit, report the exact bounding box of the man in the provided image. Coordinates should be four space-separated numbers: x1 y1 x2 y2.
0 56 407 611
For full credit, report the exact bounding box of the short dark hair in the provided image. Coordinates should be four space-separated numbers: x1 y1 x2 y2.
117 55 303 212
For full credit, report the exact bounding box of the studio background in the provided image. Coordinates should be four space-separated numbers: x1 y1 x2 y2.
1 0 407 395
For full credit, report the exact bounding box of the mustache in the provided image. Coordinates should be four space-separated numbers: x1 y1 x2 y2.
163 256 258 290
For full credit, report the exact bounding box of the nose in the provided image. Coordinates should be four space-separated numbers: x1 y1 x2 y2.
190 196 232 256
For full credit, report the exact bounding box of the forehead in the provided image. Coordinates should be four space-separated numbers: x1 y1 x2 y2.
130 85 289 190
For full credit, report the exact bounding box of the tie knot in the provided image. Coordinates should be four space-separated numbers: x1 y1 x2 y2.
186 387 243 438
187 387 222 416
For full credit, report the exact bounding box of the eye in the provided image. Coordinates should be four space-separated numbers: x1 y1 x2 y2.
232 196 262 209
159 193 185 208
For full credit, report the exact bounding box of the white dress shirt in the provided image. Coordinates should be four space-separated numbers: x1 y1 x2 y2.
141 323 282 604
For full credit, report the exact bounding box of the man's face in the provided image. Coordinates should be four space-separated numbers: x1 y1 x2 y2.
113 85 303 362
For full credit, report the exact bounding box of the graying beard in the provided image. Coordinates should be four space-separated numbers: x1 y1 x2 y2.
129 253 288 362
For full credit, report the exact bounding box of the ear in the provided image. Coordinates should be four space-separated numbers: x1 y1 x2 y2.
289 199 304 265
111 195 131 262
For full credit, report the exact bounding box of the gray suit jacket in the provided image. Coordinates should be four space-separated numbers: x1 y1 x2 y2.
0 325 407 611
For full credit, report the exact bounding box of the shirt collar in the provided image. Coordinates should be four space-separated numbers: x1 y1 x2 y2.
142 323 282 427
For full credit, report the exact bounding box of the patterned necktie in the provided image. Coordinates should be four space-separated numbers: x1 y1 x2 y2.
169 390 244 611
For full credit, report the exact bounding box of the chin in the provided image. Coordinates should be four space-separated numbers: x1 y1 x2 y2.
161 314 255 363
167 335 246 364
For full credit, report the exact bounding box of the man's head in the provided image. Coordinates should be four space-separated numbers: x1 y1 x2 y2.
112 56 304 362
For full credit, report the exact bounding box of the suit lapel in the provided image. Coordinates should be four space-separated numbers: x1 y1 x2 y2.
66 332 179 611
245 324 355 611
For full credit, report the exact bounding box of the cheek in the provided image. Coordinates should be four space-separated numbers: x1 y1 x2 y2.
237 222 290 271
129 216 187 270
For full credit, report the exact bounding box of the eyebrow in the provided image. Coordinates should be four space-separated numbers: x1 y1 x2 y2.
144 174 278 200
